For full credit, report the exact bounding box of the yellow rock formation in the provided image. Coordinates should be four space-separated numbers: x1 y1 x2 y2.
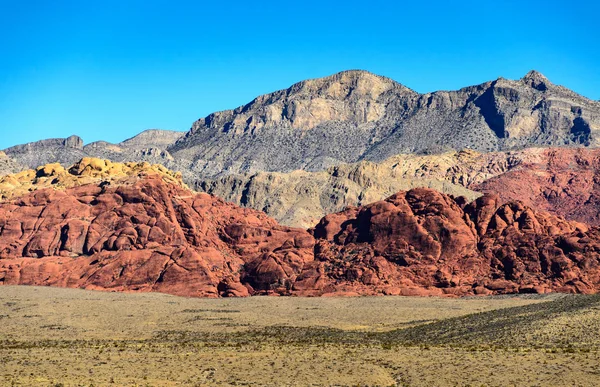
0 158 185 201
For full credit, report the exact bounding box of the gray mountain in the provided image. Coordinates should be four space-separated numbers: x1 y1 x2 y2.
168 70 600 177
3 70 599 179
0 151 24 176
3 135 87 168
4 130 184 170
83 129 185 164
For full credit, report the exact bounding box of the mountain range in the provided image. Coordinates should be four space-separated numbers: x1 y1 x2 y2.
4 70 599 178
2 69 600 297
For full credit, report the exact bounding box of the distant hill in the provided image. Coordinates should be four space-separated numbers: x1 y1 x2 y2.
168 69 600 176
3 130 184 170
3 70 599 179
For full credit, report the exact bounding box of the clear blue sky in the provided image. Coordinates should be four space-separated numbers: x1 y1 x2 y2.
1 0 598 149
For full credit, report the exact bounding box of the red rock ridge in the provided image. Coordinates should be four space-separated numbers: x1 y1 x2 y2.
0 177 314 297
1 177 600 297
303 189 600 296
473 148 600 226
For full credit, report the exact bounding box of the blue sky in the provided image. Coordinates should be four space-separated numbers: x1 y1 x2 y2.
1 0 598 149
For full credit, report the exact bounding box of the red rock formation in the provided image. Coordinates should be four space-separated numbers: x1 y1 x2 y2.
1 174 600 297
0 177 314 297
473 148 600 226
304 188 600 296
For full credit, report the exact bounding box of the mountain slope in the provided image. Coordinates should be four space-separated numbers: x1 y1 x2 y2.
4 70 598 180
3 135 87 169
169 70 600 177
3 130 184 171
199 147 600 228
197 150 489 228
0 151 23 176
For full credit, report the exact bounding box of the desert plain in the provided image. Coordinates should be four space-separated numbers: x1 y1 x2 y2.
2 286 600 386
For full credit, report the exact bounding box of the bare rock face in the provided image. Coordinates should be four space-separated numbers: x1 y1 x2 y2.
1 165 600 297
198 160 481 228
0 151 24 177
0 176 314 297
304 189 482 296
0 178 313 296
192 148 542 228
198 147 600 230
168 69 600 177
119 129 185 149
474 148 600 226
0 158 186 202
192 70 397 134
305 188 600 296
465 195 598 294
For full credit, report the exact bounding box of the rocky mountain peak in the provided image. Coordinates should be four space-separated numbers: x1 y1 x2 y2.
120 129 184 148
65 135 84 149
181 69 410 141
520 70 551 91
285 69 408 99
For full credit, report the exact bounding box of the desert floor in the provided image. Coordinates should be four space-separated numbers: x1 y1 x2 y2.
1 286 599 386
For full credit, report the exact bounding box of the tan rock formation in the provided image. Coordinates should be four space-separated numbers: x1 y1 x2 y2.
0 158 185 202
198 149 531 228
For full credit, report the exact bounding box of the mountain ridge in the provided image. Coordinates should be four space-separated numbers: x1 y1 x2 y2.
3 69 599 180
163 68 600 176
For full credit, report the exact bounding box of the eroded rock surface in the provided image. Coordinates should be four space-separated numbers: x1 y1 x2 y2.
1 170 600 297
0 176 314 297
0 157 186 202
474 148 600 226
200 147 600 229
305 189 599 296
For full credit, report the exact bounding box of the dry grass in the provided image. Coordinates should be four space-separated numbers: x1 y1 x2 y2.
1 286 599 386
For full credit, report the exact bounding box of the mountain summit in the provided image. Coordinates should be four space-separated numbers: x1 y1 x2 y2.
4 70 600 178
521 69 551 90
166 69 600 176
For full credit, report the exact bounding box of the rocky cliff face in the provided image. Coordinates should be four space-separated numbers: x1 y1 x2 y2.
198 150 488 228
1 162 600 297
199 147 600 229
4 70 599 180
0 170 314 297
474 147 600 226
193 148 536 227
307 189 598 296
168 70 600 177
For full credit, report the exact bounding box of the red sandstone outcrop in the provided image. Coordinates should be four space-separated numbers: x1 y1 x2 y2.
0 176 314 297
1 159 600 297
303 188 600 296
473 148 600 226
